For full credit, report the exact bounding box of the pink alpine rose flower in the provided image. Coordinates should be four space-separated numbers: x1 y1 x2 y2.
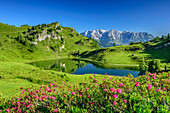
146 77 149 80
117 88 122 94
113 94 118 98
113 101 117 105
110 88 116 92
123 99 127 103
156 89 161 92
72 92 75 95
135 82 140 87
6 109 10 112
120 83 124 87
148 84 152 89
86 88 89 91
54 108 58 112
152 76 156 79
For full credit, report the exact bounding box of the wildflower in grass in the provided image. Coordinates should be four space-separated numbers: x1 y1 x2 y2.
135 82 140 87
46 87 49 91
12 101 15 105
153 73 156 76
103 79 105 81
42 95 47 100
113 101 117 105
48 89 53 93
42 92 46 95
72 92 75 95
117 88 122 94
123 99 127 103
36 90 39 93
148 84 152 89
28 101 31 104
149 73 152 76
110 88 116 92
90 102 94 105
152 76 156 79
60 86 63 88
68 92 70 95
63 94 66 98
88 95 90 98
54 108 58 112
156 89 161 92
94 74 96 76
49 83 53 87
54 84 57 86
104 89 107 92
163 87 166 90
17 101 20 105
41 85 44 88
89 76 91 78
120 83 124 87
6 109 10 112
17 109 21 113
109 77 112 80
0 110 2 112
113 94 118 98
147 77 149 80
86 88 89 91
27 88 30 91
79 94 82 97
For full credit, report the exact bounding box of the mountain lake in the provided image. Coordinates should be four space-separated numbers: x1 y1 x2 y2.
30 58 140 77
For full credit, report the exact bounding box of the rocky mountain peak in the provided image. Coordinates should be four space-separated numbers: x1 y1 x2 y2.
81 29 154 47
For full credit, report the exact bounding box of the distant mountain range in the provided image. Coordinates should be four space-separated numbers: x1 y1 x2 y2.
81 29 154 47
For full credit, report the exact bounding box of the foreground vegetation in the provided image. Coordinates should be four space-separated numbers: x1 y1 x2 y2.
0 72 169 112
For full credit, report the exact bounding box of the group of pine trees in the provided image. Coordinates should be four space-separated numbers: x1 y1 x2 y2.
139 58 161 75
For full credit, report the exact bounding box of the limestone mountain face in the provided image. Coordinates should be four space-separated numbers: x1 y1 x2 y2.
81 29 154 47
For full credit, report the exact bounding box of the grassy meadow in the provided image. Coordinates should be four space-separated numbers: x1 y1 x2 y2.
0 23 170 112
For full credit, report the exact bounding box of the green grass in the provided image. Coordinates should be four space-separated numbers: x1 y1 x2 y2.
0 79 38 97
0 61 106 97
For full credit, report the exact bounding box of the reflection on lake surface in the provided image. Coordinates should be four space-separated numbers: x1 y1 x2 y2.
30 59 140 77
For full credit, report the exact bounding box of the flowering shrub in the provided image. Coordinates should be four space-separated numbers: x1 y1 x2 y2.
0 72 170 112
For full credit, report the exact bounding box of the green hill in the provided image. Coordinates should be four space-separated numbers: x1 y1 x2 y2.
0 22 99 62
79 36 170 69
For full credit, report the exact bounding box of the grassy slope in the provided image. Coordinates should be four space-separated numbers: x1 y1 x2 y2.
0 61 106 97
79 42 170 69
0 23 101 97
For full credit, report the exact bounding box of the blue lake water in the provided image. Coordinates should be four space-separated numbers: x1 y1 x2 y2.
72 64 139 77
30 59 140 77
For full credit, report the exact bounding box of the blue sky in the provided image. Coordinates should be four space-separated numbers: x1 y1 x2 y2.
0 0 170 36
